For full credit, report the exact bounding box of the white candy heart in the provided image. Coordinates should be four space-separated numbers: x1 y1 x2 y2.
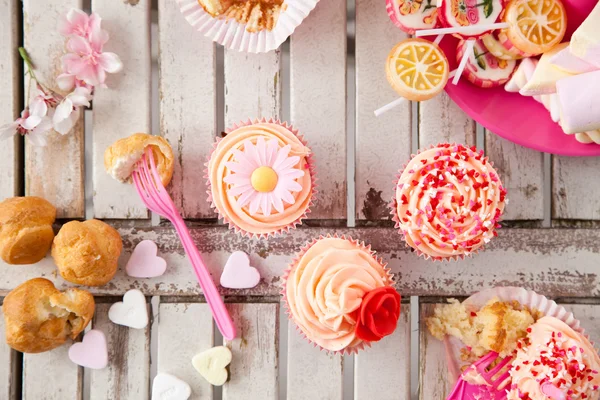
108 289 148 329
151 373 191 400
192 346 232 386
220 251 261 289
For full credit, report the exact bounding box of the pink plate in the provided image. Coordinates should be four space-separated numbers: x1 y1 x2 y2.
436 0 600 156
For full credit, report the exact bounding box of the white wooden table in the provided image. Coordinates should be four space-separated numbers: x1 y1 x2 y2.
1 0 600 399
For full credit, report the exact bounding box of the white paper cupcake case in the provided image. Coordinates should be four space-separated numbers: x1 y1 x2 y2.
177 0 319 53
443 286 585 385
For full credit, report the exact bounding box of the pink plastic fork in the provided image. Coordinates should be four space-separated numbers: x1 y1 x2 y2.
447 352 512 400
132 148 236 340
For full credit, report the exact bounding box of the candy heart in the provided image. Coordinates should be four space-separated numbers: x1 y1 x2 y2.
126 240 167 278
151 373 191 400
108 289 148 329
68 329 108 369
192 346 232 386
220 251 260 289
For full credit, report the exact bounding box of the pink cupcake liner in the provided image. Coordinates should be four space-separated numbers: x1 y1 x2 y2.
389 142 506 262
205 117 317 239
177 0 319 53
281 234 395 355
442 287 586 385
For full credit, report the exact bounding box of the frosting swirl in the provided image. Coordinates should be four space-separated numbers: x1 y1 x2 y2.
394 143 507 260
208 122 313 236
508 316 600 400
285 237 392 352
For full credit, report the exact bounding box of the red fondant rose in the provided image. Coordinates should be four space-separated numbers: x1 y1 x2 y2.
355 286 401 342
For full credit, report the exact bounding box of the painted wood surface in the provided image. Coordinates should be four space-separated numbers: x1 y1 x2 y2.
355 0 411 221
419 93 475 148
224 51 281 127
223 303 278 400
23 0 84 218
552 157 600 220
23 345 82 400
419 303 450 400
290 0 346 219
92 0 151 219
2 226 600 297
158 0 216 219
486 132 544 221
90 303 151 400
0 0 20 200
564 304 600 342
157 302 214 399
287 324 343 400
0 307 16 400
354 305 411 400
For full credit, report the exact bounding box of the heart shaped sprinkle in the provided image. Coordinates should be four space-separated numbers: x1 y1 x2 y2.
108 289 148 329
220 251 260 289
192 346 232 386
126 240 167 278
151 373 191 400
68 329 108 369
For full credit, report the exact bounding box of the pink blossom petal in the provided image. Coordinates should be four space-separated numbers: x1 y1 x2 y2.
272 193 284 213
29 99 48 118
98 52 123 73
0 122 18 140
255 137 267 165
243 140 261 168
78 64 101 86
249 194 261 215
272 144 292 170
94 63 107 85
275 155 300 172
282 180 303 193
261 194 271 216
53 109 79 135
280 168 305 179
21 115 42 130
56 73 76 92
280 190 296 205
67 36 91 55
58 9 89 36
61 53 80 73
33 117 53 133
89 16 109 51
265 139 279 166
228 184 253 197
231 149 258 170
237 190 256 208
225 161 253 175
68 87 93 107
223 173 251 186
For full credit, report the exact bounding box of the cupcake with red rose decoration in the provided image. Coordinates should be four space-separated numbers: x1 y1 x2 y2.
283 236 401 354
391 143 508 261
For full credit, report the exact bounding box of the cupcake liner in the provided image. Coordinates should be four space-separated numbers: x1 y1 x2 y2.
177 0 319 53
389 143 504 262
442 287 585 385
205 117 317 239
281 234 395 355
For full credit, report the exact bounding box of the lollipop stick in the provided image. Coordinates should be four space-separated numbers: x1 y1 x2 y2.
415 23 509 38
433 34 444 46
452 39 475 85
374 97 406 117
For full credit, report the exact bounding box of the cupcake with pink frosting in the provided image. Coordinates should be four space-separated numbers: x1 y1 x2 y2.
206 118 316 238
283 236 401 354
391 143 507 261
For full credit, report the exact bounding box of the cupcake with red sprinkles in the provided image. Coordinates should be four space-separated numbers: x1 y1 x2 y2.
391 143 507 261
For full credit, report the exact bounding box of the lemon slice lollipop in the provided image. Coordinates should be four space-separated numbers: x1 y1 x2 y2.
386 38 450 102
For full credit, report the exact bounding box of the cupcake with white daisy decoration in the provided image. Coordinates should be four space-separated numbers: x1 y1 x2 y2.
206 118 316 238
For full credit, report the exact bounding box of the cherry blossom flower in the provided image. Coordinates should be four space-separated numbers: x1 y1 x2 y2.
53 86 93 135
62 22 121 86
29 83 59 119
58 9 108 42
223 138 305 216
0 109 52 147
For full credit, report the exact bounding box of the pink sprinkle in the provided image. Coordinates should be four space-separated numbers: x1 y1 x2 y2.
414 241 422 246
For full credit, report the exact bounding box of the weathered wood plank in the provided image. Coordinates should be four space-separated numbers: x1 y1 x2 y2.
224 51 281 127
23 0 84 218
222 303 278 400
290 0 346 219
485 132 544 220
355 305 410 400
0 0 20 200
23 345 82 400
92 0 151 219
419 93 476 148
0 307 17 400
355 0 411 220
2 226 600 297
553 157 600 220
419 303 450 400
157 303 214 399
90 303 150 400
564 304 600 342
287 324 343 400
158 0 216 219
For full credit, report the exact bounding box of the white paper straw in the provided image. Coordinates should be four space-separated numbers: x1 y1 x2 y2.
452 39 475 85
374 97 407 117
415 22 509 38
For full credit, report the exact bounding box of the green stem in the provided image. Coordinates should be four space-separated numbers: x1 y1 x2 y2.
19 47 38 82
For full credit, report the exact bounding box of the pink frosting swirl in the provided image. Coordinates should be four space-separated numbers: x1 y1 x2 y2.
394 144 507 260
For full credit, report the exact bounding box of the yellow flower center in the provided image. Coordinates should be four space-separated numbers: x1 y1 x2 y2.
250 166 278 192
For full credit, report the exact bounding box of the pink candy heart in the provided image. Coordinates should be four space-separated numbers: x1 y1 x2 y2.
68 329 108 369
541 383 566 400
220 251 261 289
126 240 167 278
